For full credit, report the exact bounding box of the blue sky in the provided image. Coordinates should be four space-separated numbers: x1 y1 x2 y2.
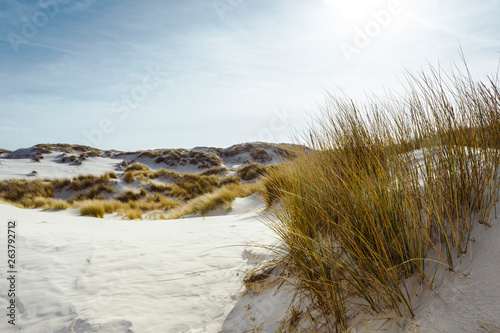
1 0 499 151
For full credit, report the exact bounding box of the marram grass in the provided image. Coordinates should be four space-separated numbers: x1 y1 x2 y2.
263 64 500 332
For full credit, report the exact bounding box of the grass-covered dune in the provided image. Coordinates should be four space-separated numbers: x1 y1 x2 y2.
0 162 281 220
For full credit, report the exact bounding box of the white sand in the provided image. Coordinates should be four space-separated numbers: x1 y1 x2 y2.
0 153 119 180
0 201 276 332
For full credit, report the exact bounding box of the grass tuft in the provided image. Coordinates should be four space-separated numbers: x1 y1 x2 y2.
169 182 262 218
79 201 105 218
236 162 268 181
263 63 500 331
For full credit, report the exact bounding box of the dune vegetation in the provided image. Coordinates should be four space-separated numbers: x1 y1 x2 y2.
168 182 264 219
260 65 500 331
236 162 270 181
0 163 268 219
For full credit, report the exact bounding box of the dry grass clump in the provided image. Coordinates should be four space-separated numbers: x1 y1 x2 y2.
107 171 118 179
43 198 70 210
138 150 168 159
101 199 124 213
121 208 143 220
209 142 302 162
79 200 105 218
74 183 115 201
116 190 144 202
169 182 262 218
250 147 272 163
125 163 150 172
200 166 228 176
34 143 102 156
30 197 70 210
50 178 72 190
125 168 240 200
75 198 155 219
124 171 135 183
77 193 181 220
145 211 167 220
0 179 54 207
273 145 300 159
149 193 183 210
148 181 173 193
67 173 113 191
152 149 223 169
236 162 268 181
173 173 238 200
264 65 500 331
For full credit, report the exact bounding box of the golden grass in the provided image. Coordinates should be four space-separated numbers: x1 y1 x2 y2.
79 200 105 218
250 147 272 163
101 199 124 213
236 162 268 181
34 143 102 155
149 193 183 210
200 166 228 176
169 182 263 219
263 64 500 331
107 171 119 179
116 190 143 202
41 198 70 210
124 171 135 183
125 163 150 172
68 173 113 192
123 168 240 200
145 211 167 220
121 208 143 220
0 179 54 207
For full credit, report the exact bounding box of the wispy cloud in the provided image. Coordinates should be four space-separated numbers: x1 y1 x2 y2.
0 0 499 150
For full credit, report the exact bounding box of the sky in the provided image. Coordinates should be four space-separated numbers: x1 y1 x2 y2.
1 0 499 151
